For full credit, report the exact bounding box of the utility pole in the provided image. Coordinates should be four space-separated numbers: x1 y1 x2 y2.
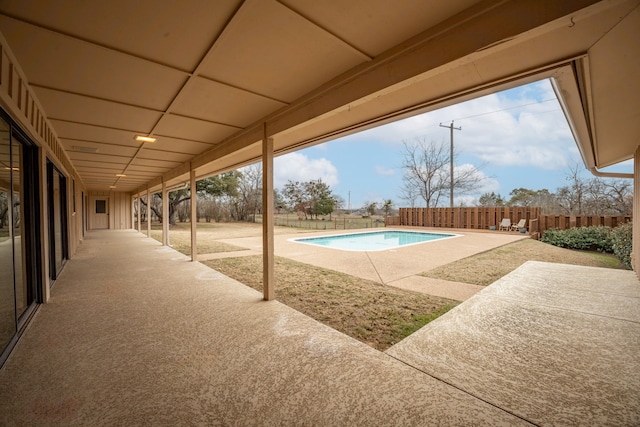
440 121 461 208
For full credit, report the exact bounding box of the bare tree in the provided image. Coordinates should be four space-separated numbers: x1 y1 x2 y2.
555 164 633 215
400 138 484 208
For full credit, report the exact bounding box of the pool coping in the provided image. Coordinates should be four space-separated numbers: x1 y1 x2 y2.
288 229 461 252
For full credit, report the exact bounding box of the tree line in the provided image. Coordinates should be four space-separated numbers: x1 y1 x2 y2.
477 165 632 215
135 139 632 225
399 138 632 215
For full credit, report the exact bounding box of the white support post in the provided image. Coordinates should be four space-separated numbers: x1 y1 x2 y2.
262 131 275 301
190 168 197 262
162 181 169 246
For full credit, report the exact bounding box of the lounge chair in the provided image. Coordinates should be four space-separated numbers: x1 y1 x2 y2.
498 218 511 231
510 219 526 231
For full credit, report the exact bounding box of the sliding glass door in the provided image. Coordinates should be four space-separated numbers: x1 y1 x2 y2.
47 161 68 281
0 118 15 353
0 113 40 364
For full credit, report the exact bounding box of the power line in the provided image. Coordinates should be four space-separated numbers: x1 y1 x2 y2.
412 99 559 134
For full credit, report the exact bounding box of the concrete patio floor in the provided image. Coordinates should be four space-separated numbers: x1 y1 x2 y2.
1 229 638 425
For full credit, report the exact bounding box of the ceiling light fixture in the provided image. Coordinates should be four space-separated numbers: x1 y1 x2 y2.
134 135 156 143
109 185 117 189
116 174 127 177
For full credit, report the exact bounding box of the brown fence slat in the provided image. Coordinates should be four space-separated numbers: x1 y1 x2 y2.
393 208 631 234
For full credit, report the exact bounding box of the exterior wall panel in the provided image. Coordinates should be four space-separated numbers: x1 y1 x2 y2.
634 147 639 272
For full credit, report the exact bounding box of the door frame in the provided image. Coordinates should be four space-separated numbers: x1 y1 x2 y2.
90 196 110 230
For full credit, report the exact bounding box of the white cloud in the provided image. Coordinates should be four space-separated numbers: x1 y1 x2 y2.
348 79 579 171
274 152 339 188
375 166 395 176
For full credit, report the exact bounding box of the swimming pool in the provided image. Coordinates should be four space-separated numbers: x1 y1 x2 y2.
291 230 458 252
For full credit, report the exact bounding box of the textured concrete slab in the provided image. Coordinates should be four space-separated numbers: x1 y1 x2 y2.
0 230 528 426
218 227 527 285
387 261 640 426
388 275 485 301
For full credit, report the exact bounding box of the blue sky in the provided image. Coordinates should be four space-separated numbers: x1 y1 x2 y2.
272 79 633 210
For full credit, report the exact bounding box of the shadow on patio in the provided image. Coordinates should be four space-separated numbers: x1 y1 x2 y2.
0 230 638 425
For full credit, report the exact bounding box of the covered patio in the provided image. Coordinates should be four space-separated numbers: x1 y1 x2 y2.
0 229 638 425
0 1 639 424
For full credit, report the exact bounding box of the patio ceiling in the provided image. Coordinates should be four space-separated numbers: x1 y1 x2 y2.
0 0 638 193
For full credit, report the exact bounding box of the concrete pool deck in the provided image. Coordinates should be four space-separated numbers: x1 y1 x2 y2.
1 229 638 425
202 227 527 301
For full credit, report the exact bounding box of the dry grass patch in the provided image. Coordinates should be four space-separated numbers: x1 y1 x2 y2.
421 238 625 286
203 255 458 351
149 229 248 256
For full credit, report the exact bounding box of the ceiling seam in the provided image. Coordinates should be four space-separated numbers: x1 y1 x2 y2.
0 12 193 74
194 74 290 105
129 0 250 189
28 83 166 113
275 0 373 61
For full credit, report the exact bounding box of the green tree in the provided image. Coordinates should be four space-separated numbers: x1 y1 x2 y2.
506 188 538 206
364 201 378 216
143 172 241 224
282 179 337 219
478 192 504 206
382 199 394 216
305 179 336 219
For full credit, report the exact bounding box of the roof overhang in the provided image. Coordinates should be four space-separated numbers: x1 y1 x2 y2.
0 0 637 195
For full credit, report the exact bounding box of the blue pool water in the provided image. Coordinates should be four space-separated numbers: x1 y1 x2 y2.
292 230 458 252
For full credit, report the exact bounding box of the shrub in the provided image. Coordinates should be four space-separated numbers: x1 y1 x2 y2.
541 226 613 252
611 222 633 269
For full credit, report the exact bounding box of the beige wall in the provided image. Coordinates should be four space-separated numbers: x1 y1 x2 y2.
110 192 132 230
87 191 132 230
633 147 640 273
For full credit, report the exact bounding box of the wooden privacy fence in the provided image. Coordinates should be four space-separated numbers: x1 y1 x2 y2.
387 207 631 236
391 207 540 230
536 215 631 233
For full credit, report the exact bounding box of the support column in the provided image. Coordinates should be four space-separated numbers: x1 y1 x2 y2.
162 181 169 246
146 187 151 237
262 132 275 301
136 195 141 232
190 168 197 262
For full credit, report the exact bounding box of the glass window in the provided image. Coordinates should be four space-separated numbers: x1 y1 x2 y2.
0 116 16 350
96 199 106 214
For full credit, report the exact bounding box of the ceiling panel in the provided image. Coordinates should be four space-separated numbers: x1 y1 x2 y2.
172 77 287 127
131 158 183 168
61 140 139 158
0 0 242 70
35 87 162 131
67 152 130 165
281 0 479 57
50 121 147 147
126 165 169 173
143 137 215 155
137 150 194 163
72 161 124 172
0 16 187 110
198 0 367 102
154 115 238 143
